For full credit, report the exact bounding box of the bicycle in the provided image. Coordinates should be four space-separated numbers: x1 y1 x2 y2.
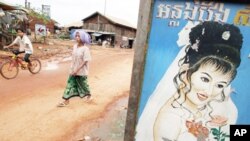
0 48 42 79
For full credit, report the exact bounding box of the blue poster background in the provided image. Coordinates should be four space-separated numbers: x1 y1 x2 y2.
138 0 250 124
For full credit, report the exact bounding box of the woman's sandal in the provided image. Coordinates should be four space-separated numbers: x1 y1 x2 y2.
57 102 68 107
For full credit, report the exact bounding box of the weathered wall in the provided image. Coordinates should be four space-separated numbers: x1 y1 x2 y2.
28 16 55 33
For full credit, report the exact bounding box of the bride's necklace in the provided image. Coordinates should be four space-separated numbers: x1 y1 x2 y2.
173 88 207 120
175 99 206 120
181 104 203 119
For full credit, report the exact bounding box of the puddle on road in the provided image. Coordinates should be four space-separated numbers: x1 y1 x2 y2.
62 56 72 62
44 62 59 70
74 96 129 141
43 56 72 70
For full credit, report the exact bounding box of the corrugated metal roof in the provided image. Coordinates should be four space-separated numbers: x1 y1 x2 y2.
83 29 115 35
0 1 16 10
63 21 83 28
82 11 136 29
0 1 29 13
92 33 102 37
106 15 136 29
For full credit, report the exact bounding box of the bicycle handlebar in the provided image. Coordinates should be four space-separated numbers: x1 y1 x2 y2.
3 47 20 55
2 47 11 52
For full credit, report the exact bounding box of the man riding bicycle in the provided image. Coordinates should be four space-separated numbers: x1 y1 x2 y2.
4 28 34 68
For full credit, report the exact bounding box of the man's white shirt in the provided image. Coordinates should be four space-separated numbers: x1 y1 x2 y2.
13 35 33 54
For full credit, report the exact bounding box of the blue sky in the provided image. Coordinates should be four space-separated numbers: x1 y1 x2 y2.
6 0 140 26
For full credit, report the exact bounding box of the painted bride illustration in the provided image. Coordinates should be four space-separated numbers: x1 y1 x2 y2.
135 21 243 141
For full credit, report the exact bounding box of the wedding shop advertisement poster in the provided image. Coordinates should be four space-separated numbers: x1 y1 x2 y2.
135 0 250 141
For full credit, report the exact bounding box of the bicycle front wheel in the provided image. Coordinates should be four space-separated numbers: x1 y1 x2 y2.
0 60 19 79
28 58 41 74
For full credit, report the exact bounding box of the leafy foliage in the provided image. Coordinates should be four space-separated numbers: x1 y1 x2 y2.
211 127 230 141
28 9 50 24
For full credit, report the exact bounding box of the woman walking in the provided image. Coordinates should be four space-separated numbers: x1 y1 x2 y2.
58 30 92 107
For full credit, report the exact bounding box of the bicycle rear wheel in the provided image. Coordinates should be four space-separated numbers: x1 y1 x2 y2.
28 58 41 74
0 60 19 79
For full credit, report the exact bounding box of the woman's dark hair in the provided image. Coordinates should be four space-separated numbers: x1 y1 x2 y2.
189 21 243 51
186 21 243 68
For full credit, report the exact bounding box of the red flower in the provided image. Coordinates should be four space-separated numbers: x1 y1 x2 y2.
186 120 209 140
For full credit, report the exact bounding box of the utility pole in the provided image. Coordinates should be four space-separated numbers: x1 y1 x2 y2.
24 0 30 9
25 0 27 8
104 0 106 15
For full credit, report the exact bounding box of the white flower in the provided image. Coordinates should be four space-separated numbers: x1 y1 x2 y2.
191 39 199 52
222 31 230 40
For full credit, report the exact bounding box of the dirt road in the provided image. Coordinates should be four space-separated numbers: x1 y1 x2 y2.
0 43 134 141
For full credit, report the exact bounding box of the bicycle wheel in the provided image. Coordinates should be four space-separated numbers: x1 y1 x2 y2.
28 58 42 74
0 60 19 79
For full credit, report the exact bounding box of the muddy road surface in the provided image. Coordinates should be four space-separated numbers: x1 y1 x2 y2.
0 44 134 141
